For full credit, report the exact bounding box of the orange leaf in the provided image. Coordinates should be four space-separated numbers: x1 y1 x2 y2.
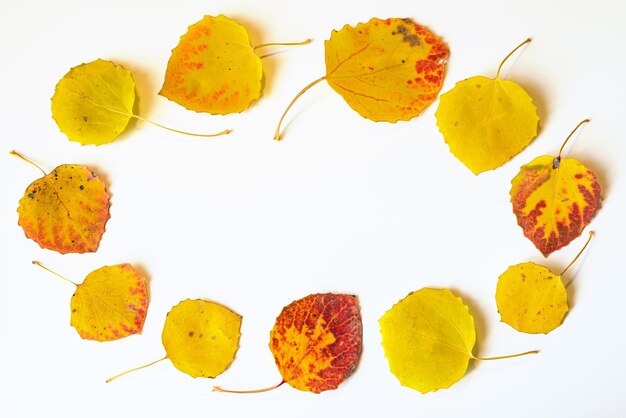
269 293 362 393
14 152 110 254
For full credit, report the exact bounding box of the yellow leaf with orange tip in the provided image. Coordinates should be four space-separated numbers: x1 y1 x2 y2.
16 155 110 254
160 15 263 114
162 299 242 378
435 39 539 174
496 262 568 334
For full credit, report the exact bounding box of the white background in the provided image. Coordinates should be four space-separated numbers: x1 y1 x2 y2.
1 0 624 416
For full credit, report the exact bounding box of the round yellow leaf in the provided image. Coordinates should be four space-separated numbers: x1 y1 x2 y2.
379 288 475 394
162 299 241 378
496 262 568 334
435 75 539 174
160 15 263 114
51 59 135 145
70 264 148 341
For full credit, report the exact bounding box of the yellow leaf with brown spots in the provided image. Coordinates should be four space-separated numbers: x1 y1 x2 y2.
160 15 263 114
16 157 110 254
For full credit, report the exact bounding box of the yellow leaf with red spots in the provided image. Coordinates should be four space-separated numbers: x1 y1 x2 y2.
379 288 476 393
510 155 601 257
160 15 263 114
268 293 363 393
162 299 242 378
51 59 135 145
16 156 110 254
275 17 448 139
435 39 539 174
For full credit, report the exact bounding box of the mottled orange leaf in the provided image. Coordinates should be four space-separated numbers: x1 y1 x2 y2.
33 262 148 342
275 17 448 140
510 120 601 256
13 151 110 254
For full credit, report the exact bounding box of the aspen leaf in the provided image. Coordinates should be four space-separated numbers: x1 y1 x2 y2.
510 120 601 256
51 59 229 145
161 15 311 114
107 299 241 382
380 288 538 394
214 293 362 394
496 232 593 334
435 38 539 174
275 17 448 140
33 262 148 342
13 151 110 254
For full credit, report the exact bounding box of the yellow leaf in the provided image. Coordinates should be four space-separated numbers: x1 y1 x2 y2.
162 299 241 378
160 15 263 114
14 152 110 254
379 288 475 393
510 120 601 256
275 17 448 139
435 39 539 174
496 263 568 334
33 261 148 342
51 59 135 145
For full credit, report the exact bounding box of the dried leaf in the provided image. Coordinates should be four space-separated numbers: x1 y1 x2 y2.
51 59 135 145
160 15 263 114
510 120 601 256
275 17 448 139
379 288 475 393
15 153 110 254
435 39 538 174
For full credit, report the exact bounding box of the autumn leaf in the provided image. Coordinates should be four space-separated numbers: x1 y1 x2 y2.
380 288 537 394
51 59 230 145
275 17 448 140
12 151 110 254
214 293 362 394
161 14 311 114
510 120 601 256
107 299 241 382
435 38 539 174
496 232 593 334
33 261 148 342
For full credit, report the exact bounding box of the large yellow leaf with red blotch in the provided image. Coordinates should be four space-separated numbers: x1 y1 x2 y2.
268 293 362 393
275 17 448 140
160 15 263 114
17 160 110 254
510 155 601 256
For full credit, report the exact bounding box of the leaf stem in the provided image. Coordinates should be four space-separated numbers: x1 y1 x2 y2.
32 261 79 287
560 231 593 276
213 381 285 394
106 357 167 383
473 350 539 361
253 38 312 51
131 115 232 138
496 38 531 79
274 76 326 141
10 151 47 176
558 119 590 158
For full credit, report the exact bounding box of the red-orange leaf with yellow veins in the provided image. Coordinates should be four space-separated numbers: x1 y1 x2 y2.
14 153 110 254
270 293 363 393
510 121 601 256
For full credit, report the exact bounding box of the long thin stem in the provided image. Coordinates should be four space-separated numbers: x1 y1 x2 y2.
558 119 590 158
274 76 326 141
474 350 539 361
561 231 594 276
106 357 167 383
213 381 285 394
132 115 231 138
496 38 532 78
253 38 312 51
32 261 79 287
10 151 46 176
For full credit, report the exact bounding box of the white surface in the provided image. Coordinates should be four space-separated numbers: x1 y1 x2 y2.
1 0 624 416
